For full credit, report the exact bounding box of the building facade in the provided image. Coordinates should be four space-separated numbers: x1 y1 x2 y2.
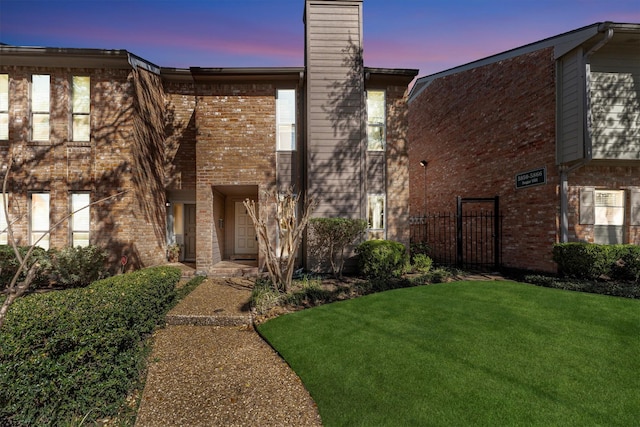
408 22 640 273
0 0 417 275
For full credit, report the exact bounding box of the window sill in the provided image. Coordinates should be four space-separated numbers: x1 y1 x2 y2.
27 140 52 146
67 140 92 147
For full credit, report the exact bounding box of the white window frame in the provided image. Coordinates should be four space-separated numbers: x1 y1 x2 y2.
0 74 8 140
367 194 386 230
30 192 50 249
276 89 296 151
594 190 625 226
71 193 90 247
594 189 625 244
31 74 50 142
72 76 90 142
366 90 386 151
0 193 7 245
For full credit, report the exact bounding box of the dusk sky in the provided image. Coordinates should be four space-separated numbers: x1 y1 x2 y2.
1 0 638 79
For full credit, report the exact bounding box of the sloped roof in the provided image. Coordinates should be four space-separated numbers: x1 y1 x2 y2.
0 45 160 74
408 22 640 103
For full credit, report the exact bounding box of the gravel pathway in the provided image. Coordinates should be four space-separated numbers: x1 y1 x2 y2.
135 278 322 426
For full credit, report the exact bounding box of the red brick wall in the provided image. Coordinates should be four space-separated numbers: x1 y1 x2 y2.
164 81 197 191
386 84 411 247
194 82 278 272
129 67 168 267
409 48 559 272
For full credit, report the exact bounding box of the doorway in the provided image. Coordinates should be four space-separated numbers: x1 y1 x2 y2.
183 204 196 261
234 201 258 257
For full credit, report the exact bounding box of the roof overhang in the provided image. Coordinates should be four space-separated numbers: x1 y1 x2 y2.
189 67 305 84
365 67 419 87
0 46 160 73
408 22 640 103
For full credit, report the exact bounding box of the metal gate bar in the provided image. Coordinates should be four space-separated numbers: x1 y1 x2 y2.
410 196 502 271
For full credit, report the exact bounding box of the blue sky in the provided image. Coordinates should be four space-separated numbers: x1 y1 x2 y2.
1 0 638 78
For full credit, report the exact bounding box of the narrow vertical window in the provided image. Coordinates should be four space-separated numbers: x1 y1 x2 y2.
276 89 296 150
594 190 625 244
367 194 385 230
31 192 50 249
367 90 385 151
72 76 90 141
31 74 50 141
0 193 7 244
0 74 8 140
71 193 90 247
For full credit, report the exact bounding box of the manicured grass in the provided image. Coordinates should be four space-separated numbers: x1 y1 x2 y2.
258 281 640 426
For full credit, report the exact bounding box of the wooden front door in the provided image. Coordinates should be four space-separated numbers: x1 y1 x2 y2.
184 204 196 261
234 201 257 256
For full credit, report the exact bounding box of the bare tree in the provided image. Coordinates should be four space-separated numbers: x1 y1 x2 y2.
244 189 316 293
0 156 128 328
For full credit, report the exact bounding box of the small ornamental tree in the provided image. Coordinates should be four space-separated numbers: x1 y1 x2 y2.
243 189 316 293
309 217 367 278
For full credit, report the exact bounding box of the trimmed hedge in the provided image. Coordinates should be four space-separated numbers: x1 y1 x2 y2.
356 240 409 280
552 243 640 282
0 266 181 426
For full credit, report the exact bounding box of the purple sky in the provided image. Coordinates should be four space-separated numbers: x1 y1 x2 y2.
1 0 638 79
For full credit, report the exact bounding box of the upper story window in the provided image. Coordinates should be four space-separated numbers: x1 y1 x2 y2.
30 192 50 250
276 89 296 151
71 193 90 247
0 74 8 140
366 90 386 151
31 74 50 141
72 76 90 142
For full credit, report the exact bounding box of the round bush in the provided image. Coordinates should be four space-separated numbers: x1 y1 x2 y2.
356 240 409 280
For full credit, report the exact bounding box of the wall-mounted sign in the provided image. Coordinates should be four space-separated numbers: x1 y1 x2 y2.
515 167 546 189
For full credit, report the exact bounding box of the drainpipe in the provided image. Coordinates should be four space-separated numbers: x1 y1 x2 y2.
559 26 613 242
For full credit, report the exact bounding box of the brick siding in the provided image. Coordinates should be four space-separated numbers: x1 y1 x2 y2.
409 49 559 272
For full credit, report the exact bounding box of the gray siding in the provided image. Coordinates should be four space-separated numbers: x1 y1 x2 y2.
589 44 640 160
305 0 364 218
557 48 586 164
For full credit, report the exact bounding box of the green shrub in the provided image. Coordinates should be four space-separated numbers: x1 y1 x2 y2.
48 245 109 288
612 245 640 283
0 266 180 426
410 241 430 256
411 253 433 273
309 218 368 277
251 278 282 315
0 244 51 288
284 276 333 306
523 274 640 299
356 240 409 280
553 243 639 281
429 267 453 283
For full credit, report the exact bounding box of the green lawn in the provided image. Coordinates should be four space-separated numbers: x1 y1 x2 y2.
257 281 640 426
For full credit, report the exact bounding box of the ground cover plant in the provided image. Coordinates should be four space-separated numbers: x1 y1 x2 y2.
258 280 640 426
0 266 181 426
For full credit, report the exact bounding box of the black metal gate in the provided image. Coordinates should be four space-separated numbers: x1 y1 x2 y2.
410 196 502 271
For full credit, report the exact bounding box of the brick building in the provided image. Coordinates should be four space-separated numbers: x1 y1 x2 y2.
0 0 417 275
408 22 640 273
